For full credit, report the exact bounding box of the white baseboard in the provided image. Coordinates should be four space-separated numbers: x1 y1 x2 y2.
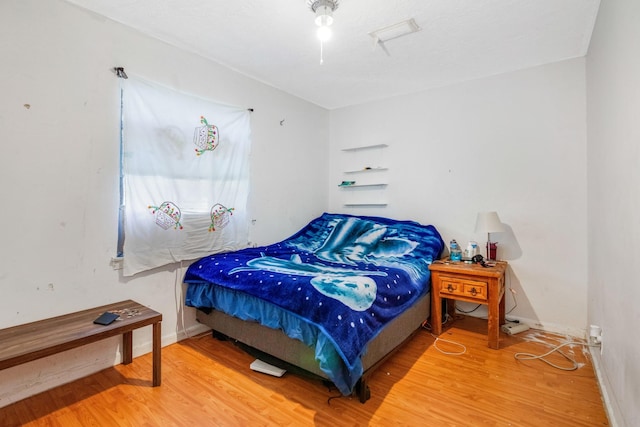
589 347 624 427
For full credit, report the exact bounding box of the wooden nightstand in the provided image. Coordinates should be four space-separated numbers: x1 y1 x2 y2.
428 260 507 349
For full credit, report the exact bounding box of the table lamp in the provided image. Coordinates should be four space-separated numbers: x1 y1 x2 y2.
474 211 505 260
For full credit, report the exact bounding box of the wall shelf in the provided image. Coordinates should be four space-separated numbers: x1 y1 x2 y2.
344 167 388 174
341 144 388 152
344 203 388 207
338 183 388 188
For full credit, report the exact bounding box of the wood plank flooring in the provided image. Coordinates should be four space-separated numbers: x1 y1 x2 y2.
1 316 609 426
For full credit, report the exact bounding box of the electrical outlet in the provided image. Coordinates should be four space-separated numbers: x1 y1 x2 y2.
589 324 602 346
110 256 124 270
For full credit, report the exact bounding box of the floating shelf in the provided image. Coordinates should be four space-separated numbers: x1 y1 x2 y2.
344 203 388 207
341 144 388 152
344 167 388 174
338 183 387 188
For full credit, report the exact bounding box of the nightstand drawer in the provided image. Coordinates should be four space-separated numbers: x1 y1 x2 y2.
463 282 487 300
439 277 488 301
440 279 465 296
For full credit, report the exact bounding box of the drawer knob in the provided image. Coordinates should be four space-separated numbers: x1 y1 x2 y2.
447 284 454 292
470 288 478 296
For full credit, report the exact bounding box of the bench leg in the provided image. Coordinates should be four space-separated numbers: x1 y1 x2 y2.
153 321 161 386
123 331 133 364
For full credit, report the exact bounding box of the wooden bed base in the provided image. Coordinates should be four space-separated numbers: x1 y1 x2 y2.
195 291 430 403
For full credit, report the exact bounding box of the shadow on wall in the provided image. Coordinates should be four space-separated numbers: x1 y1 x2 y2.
457 221 537 324
494 223 522 261
494 223 538 326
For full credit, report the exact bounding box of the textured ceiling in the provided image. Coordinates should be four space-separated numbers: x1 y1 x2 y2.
64 0 600 109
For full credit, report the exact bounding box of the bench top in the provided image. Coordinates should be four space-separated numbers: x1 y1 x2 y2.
0 300 162 370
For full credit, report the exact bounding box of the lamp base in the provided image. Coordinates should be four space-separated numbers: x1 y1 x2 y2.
486 242 497 260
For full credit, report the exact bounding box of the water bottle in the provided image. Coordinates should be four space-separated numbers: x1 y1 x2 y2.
464 241 479 261
449 239 462 262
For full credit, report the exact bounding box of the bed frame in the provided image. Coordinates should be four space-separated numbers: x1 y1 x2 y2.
195 291 430 402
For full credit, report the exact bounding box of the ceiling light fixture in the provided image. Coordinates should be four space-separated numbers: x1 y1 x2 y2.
308 0 339 64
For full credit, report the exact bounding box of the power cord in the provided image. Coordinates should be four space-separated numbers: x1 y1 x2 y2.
175 260 192 340
454 303 481 314
431 333 467 356
456 267 518 317
505 267 518 315
514 341 599 371
421 311 455 330
421 318 467 356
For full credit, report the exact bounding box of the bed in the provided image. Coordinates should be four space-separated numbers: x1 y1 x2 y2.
184 212 444 402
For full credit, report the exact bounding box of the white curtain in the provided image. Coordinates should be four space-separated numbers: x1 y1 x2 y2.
121 77 251 276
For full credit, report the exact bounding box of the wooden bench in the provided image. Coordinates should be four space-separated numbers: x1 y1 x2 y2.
0 300 162 386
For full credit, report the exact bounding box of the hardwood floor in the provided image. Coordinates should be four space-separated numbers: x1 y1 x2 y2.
1 316 608 426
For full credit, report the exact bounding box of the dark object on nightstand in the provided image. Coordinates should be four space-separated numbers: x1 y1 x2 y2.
471 254 490 267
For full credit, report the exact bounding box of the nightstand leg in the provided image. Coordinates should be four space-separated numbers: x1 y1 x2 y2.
488 287 500 349
431 292 443 335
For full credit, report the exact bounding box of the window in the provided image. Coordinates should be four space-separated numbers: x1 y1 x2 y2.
118 77 251 276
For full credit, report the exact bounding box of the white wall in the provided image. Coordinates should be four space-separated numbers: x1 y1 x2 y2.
586 0 640 425
0 0 328 407
330 59 588 336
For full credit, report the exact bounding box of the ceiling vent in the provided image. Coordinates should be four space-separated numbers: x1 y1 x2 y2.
369 18 421 55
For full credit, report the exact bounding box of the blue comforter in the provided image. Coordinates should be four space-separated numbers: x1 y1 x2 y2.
184 213 443 394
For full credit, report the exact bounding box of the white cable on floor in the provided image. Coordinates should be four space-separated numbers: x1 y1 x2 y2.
430 333 467 356
514 341 598 371
421 314 467 355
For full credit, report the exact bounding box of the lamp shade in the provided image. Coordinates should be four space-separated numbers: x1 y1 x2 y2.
474 211 506 234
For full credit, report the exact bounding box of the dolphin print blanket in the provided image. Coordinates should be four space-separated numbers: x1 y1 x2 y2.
184 213 444 394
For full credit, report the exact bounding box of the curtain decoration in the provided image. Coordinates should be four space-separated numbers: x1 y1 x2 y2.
121 77 251 276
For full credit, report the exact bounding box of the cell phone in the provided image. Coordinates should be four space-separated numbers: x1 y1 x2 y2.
93 312 119 325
